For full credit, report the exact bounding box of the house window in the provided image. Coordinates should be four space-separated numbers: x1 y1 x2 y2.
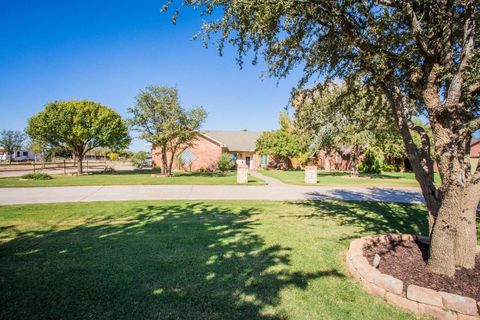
23 151 28 156
16 151 20 157
179 148 197 165
230 153 237 161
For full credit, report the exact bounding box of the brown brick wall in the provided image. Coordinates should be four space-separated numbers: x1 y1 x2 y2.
471 141 480 158
152 135 223 171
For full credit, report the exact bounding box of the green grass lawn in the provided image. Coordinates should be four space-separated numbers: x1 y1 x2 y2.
0 170 265 188
259 169 441 188
3 200 475 319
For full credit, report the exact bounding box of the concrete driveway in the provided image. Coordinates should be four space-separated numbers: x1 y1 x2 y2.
0 171 424 205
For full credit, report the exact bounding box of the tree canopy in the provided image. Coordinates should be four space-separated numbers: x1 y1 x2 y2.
256 111 308 168
129 85 207 176
26 100 130 174
167 0 480 275
294 83 404 175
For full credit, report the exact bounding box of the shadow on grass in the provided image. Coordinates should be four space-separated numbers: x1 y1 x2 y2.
0 203 332 320
291 200 429 240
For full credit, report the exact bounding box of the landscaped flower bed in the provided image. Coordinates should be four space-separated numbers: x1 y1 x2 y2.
347 234 480 319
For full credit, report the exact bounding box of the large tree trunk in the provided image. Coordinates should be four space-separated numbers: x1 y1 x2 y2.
428 128 478 274
454 186 478 268
380 79 478 276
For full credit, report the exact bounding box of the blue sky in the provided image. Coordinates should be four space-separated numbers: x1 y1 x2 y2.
0 1 303 151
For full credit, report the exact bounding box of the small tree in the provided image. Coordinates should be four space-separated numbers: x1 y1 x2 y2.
361 148 383 175
130 151 148 169
26 100 131 174
217 153 234 173
129 85 207 176
0 130 26 163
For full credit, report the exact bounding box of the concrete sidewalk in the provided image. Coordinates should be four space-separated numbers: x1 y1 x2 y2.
0 171 424 205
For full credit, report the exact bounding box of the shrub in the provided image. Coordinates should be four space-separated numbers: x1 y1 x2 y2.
130 151 148 169
216 153 235 173
382 164 401 172
21 173 52 180
360 149 383 174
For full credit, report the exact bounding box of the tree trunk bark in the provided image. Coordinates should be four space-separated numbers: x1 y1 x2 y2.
427 186 461 276
454 187 478 268
168 146 178 177
425 116 478 273
161 149 169 176
77 156 83 175
350 146 360 177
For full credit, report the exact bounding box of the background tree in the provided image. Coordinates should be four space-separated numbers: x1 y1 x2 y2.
256 112 308 169
168 0 480 275
26 100 130 174
130 151 149 169
0 130 26 163
129 85 207 176
295 83 401 176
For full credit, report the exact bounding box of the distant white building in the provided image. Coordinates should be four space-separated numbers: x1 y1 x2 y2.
12 149 37 161
0 148 38 162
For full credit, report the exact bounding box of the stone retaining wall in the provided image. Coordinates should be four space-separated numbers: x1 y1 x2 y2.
346 234 480 320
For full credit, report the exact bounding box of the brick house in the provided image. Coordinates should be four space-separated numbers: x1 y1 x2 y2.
151 130 266 171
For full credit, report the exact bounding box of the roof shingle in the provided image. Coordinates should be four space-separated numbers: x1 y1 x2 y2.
201 130 262 152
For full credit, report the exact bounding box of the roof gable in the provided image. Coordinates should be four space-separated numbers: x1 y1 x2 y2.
201 130 262 152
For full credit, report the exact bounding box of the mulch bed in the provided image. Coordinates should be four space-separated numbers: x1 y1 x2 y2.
363 239 480 301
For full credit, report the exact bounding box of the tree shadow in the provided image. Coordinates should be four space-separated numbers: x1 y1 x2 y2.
91 168 160 176
291 200 429 240
0 203 332 320
304 187 425 204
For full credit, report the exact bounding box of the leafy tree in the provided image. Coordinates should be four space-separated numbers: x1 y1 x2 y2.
256 112 308 169
130 151 149 169
26 100 131 174
295 83 400 176
129 86 207 176
168 0 480 275
0 130 26 163
216 153 235 173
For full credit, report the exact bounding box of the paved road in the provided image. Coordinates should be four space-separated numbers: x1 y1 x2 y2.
0 171 424 205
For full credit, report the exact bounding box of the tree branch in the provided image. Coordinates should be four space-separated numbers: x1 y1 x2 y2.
408 121 432 156
403 2 433 59
468 82 480 95
472 159 480 185
467 117 480 132
443 0 476 109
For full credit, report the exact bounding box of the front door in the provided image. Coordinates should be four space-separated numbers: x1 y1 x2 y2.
245 156 251 168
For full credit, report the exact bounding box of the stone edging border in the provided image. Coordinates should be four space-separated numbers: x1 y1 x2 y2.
346 234 480 320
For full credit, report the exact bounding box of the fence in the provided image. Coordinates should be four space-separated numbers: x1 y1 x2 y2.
0 160 108 174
